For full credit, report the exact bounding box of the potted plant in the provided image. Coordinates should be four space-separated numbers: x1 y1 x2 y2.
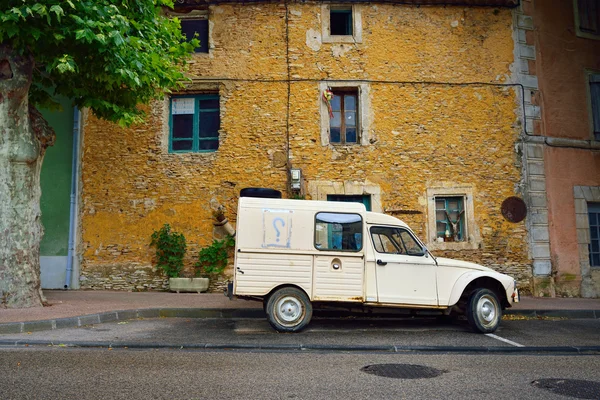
150 224 208 293
195 235 235 286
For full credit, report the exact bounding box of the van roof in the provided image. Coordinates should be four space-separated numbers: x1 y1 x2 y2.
238 197 408 227
365 212 409 228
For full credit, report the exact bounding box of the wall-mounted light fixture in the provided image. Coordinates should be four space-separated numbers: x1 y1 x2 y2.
290 168 302 190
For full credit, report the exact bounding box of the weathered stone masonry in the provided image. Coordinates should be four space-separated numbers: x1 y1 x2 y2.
79 2 532 291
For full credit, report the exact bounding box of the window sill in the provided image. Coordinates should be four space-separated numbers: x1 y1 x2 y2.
427 241 479 251
322 35 361 44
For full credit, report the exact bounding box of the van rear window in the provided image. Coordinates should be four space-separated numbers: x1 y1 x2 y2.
314 212 363 251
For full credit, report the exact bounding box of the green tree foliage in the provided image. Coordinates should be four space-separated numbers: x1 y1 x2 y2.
0 0 198 125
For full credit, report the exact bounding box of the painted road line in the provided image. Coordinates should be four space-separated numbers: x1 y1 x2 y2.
485 333 525 347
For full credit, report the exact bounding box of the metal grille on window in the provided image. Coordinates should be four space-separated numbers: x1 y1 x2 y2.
589 203 600 267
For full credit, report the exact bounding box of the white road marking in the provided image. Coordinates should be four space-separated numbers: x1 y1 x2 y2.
485 333 525 347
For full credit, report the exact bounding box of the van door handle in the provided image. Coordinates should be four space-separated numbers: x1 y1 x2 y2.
376 259 387 266
236 267 244 274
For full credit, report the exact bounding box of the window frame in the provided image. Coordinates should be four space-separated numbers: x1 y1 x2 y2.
435 196 466 241
329 88 359 145
180 18 210 54
321 4 362 44
589 202 600 267
319 82 370 147
169 94 220 154
313 212 364 252
426 186 481 251
165 8 212 54
574 0 600 40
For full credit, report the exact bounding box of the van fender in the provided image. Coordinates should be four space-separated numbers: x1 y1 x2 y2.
445 271 503 307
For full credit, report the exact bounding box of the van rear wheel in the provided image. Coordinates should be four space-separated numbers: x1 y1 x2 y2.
466 288 502 333
266 287 312 332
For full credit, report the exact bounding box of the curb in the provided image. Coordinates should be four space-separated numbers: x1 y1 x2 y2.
1 308 598 334
0 339 599 354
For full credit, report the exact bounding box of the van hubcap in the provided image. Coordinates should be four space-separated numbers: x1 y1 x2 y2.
276 296 302 323
478 296 497 324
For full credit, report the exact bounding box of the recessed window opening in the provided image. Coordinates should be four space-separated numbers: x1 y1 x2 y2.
330 8 353 36
577 0 600 35
330 88 359 144
435 196 465 242
180 19 209 53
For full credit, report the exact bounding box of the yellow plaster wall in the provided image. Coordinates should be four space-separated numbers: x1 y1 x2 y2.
79 3 531 291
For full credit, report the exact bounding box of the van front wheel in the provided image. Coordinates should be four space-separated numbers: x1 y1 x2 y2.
266 287 312 332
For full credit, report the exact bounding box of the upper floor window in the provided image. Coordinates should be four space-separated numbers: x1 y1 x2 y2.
170 94 220 153
575 0 600 39
330 88 359 144
321 4 362 44
180 19 209 53
314 212 363 251
330 7 353 36
590 73 600 141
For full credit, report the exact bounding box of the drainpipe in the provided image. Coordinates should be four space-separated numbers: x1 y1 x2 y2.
64 107 79 289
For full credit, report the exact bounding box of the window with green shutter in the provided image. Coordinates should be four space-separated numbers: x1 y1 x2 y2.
435 196 465 241
170 94 220 153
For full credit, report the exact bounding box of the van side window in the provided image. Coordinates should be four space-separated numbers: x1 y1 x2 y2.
315 212 363 251
370 226 424 256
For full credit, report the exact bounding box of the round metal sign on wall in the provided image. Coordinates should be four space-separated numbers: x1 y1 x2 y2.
501 196 527 223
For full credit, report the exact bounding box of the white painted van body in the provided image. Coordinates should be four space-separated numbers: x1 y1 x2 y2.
231 197 518 332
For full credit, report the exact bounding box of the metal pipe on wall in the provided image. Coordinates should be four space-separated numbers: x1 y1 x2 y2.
64 107 79 289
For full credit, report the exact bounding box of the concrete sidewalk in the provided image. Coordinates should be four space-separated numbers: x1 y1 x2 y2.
1 290 599 334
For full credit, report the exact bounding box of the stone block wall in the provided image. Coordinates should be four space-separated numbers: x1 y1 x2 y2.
79 2 532 291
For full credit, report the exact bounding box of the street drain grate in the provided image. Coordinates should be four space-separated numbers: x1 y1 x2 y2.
360 364 445 379
532 379 600 399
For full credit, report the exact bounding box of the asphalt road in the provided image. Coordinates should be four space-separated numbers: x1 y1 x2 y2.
1 316 599 350
1 348 599 399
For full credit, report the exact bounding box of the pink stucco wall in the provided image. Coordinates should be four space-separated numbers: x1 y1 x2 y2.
532 0 600 283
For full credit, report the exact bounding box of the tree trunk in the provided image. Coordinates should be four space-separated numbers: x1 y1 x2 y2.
0 45 55 308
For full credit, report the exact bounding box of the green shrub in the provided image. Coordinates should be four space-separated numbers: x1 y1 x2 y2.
150 224 187 278
195 235 235 276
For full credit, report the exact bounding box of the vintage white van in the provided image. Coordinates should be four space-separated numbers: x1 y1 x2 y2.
226 196 519 333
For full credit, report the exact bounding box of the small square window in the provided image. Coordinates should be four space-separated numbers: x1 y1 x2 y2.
180 19 209 53
329 89 359 145
575 0 600 39
590 74 600 141
330 8 353 36
170 94 220 153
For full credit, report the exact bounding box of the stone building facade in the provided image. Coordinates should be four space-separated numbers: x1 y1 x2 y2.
76 0 533 292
